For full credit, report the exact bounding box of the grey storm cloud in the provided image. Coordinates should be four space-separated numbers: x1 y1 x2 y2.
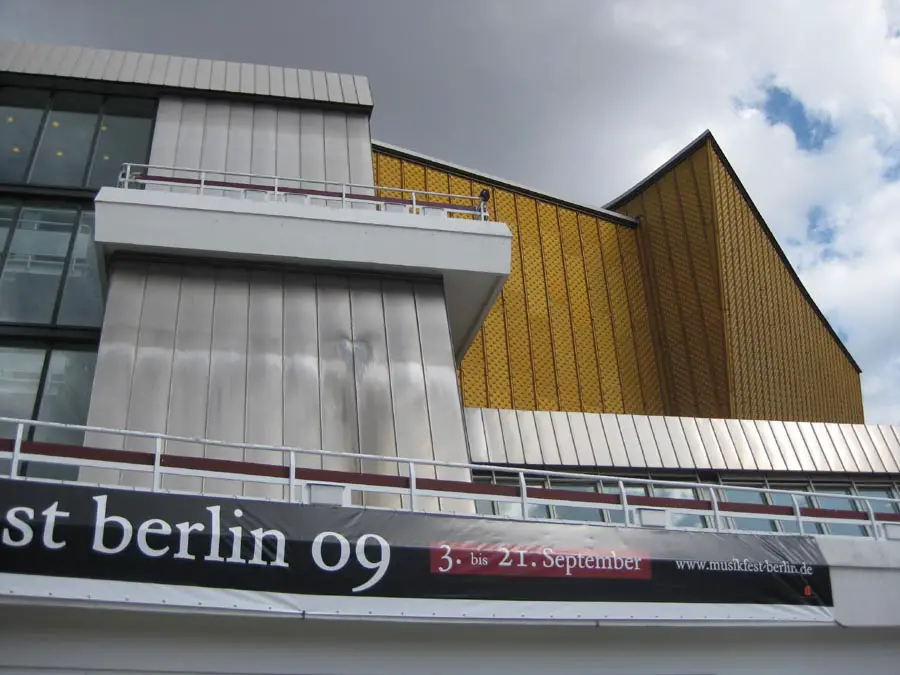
0 0 688 206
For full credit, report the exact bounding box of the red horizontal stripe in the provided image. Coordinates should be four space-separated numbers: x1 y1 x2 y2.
10 440 900 524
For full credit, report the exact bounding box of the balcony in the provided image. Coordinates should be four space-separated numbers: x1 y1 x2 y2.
93 164 512 360
4 416 900 541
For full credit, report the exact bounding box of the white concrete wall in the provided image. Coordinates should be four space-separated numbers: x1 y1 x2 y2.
2 606 899 675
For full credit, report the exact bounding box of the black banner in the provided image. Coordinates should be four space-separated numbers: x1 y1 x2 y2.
0 479 832 608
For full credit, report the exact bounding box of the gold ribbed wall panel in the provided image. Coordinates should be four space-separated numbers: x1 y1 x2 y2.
710 150 863 423
372 150 660 415
617 143 731 420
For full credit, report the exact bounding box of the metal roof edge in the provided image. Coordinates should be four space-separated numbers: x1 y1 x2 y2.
372 140 639 227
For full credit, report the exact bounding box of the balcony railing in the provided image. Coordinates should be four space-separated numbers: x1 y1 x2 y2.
3 416 900 540
117 163 491 221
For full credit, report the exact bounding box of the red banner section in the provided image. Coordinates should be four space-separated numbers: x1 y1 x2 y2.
430 543 650 579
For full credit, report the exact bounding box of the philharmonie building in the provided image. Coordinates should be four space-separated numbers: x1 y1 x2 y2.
2 41 900 674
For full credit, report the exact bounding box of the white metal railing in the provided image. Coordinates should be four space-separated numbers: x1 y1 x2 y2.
2 416 900 540
117 163 491 221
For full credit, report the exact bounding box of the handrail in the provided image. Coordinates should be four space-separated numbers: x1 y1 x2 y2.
2 416 899 540
116 163 491 221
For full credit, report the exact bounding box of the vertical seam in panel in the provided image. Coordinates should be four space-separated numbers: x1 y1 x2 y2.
121 265 148 473
413 280 438 465
555 205 584 410
595 218 628 410
631 202 673 414
612 216 649 412
203 269 219 461
380 279 399 461
313 274 323 455
347 277 360 470
652 182 699 414
512 193 536 410
673 166 721 416
281 276 287 449
242 271 252 479
705 149 735 418
577 217 606 411
343 114 351 187
163 266 185 437
535 200 561 410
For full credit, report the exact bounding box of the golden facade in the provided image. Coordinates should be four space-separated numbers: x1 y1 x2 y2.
373 131 863 424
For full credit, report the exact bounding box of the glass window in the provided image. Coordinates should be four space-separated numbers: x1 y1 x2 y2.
719 485 777 533
27 349 97 480
651 485 707 529
812 484 866 537
551 482 603 522
29 93 102 187
86 97 156 189
602 483 647 525
0 346 44 439
855 487 898 514
0 206 78 323
0 88 50 183
769 486 821 534
56 212 103 326
0 201 15 252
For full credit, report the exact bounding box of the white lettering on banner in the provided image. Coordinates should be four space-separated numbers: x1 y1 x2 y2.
542 547 642 576
1 491 392 591
2 506 34 547
41 502 69 550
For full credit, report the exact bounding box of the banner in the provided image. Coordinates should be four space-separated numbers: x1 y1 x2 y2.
0 479 833 622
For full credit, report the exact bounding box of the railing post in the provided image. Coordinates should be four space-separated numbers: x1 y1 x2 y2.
199 171 206 195
10 422 24 479
863 496 880 540
791 493 805 533
152 437 163 492
341 184 346 209
709 486 724 532
411 191 417 214
289 451 296 503
519 471 529 520
618 479 630 527
408 462 418 512
123 163 131 189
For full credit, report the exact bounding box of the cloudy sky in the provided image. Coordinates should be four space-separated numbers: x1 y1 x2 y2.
2 0 899 423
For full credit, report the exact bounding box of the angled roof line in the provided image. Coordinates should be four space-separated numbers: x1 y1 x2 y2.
605 129 861 374
372 140 639 228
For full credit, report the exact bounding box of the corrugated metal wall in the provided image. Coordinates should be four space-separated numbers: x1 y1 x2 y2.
710 150 864 424
615 143 730 420
82 261 471 509
466 407 900 473
148 96 373 190
372 150 663 417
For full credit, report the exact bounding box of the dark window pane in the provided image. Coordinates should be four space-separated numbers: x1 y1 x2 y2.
769 487 820 534
0 346 44 439
812 484 866 537
0 88 50 183
855 487 898 514
0 201 15 252
602 483 647 524
652 485 707 528
86 97 155 189
57 211 103 326
551 482 603 522
28 349 97 480
719 486 777 532
0 206 78 323
29 92 101 187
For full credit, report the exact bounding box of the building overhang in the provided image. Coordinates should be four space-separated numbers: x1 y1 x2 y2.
93 187 511 362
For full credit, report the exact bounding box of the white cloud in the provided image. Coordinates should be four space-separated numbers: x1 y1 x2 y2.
599 0 900 423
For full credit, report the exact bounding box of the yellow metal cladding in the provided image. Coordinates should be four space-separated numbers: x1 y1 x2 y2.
372 149 660 415
709 147 862 423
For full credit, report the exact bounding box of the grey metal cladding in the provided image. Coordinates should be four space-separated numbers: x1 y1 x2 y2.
462 410 900 476
0 41 372 108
